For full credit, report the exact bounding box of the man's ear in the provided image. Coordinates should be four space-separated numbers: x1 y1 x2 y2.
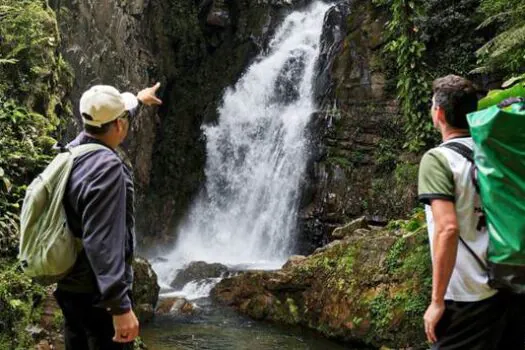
114 118 124 133
435 106 446 126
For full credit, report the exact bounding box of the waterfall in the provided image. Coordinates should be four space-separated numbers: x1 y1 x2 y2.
156 2 331 283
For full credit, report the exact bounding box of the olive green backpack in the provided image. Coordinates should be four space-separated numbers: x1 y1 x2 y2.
18 143 107 285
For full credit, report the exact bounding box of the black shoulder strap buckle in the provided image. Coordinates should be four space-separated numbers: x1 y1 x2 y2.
52 143 70 153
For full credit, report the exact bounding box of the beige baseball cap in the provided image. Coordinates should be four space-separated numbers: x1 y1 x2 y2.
79 85 139 127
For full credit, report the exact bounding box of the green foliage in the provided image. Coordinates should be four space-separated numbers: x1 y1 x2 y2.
374 0 436 152
134 337 149 350
475 0 525 75
0 0 71 259
0 100 57 258
0 2 72 346
387 207 426 232
0 0 72 118
0 259 47 349
418 0 484 78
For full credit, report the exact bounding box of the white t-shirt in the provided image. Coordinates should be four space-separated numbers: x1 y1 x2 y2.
418 137 497 302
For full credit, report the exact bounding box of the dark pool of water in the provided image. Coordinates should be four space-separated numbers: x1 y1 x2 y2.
141 298 367 350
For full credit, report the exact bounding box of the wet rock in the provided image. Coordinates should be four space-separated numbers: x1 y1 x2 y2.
314 2 351 105
299 0 420 255
136 303 155 323
282 255 306 269
274 50 306 104
314 239 345 254
331 216 368 239
170 261 229 289
180 301 196 314
207 10 230 27
213 224 431 348
132 257 160 323
156 297 196 315
365 215 389 227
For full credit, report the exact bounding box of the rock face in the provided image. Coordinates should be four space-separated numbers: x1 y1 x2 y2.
298 1 419 253
132 257 161 323
170 261 228 289
213 215 431 349
53 0 326 247
331 216 368 239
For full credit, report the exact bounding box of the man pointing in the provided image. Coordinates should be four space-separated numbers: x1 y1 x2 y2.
54 83 162 349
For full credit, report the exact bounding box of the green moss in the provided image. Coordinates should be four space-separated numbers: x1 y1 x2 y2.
362 214 431 346
385 237 408 273
0 1 73 347
327 156 352 169
0 0 73 259
286 298 300 323
53 308 64 331
0 259 47 349
368 291 395 332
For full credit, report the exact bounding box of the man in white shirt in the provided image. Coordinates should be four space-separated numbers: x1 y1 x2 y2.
418 75 525 349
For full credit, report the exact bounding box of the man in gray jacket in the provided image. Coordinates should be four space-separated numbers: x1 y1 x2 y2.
54 83 162 350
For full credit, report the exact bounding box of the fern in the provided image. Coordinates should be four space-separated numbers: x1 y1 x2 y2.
475 0 525 75
0 59 17 65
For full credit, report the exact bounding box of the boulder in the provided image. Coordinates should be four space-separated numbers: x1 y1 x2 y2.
132 257 160 323
212 221 431 349
156 297 196 315
331 216 369 239
170 261 228 289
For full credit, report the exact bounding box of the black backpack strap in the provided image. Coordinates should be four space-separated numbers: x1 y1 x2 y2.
441 142 474 163
442 142 480 194
440 142 488 272
498 97 525 109
458 236 488 272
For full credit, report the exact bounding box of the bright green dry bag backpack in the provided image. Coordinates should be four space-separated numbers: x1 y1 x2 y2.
467 99 525 293
18 143 107 285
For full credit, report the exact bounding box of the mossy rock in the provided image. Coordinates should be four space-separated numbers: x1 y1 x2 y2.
213 213 431 348
132 257 160 323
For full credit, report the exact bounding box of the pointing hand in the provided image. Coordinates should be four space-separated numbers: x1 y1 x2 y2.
137 82 162 106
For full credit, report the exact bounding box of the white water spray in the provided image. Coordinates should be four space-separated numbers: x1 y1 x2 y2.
155 2 331 284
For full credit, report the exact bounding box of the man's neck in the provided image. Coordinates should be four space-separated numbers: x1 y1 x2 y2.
83 132 116 149
442 128 470 142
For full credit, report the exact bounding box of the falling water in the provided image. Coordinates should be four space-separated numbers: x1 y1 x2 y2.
155 2 331 284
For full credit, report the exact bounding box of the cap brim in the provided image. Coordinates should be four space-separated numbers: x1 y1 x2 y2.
121 92 139 111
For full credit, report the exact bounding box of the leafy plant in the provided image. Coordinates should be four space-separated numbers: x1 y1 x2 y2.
418 0 484 78
374 0 436 152
0 100 56 258
474 0 525 75
0 259 47 349
0 0 71 259
0 0 72 120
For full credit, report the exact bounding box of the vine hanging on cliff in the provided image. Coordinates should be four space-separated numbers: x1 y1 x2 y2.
374 0 435 152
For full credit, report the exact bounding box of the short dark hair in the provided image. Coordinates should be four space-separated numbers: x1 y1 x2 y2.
432 75 478 129
82 111 130 135
83 120 116 135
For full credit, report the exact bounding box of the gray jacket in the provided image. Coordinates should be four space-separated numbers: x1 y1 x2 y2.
58 132 135 315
